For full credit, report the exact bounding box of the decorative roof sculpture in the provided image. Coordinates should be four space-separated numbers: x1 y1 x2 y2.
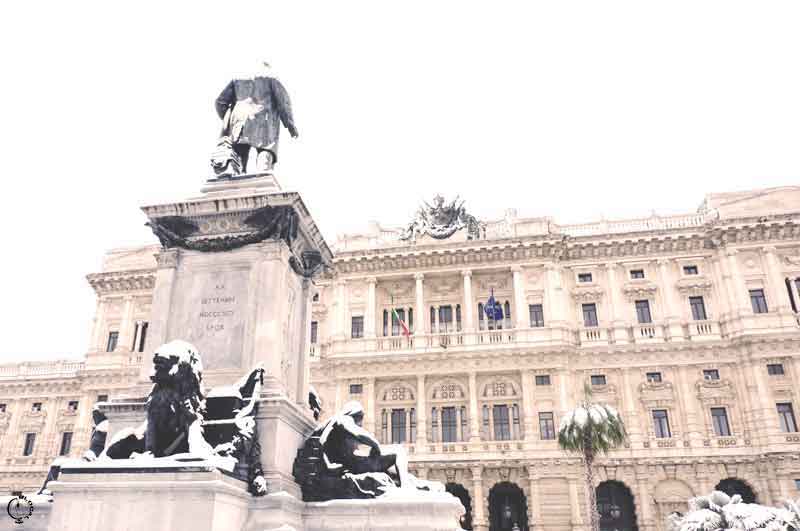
399 195 484 242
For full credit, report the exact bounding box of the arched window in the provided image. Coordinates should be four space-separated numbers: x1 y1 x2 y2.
382 310 388 336
478 303 485 330
410 408 416 441
504 300 512 329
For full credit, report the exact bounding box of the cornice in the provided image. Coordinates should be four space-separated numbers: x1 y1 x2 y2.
86 268 156 295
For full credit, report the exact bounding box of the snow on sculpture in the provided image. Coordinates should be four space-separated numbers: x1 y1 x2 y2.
96 340 268 496
292 401 445 501
668 490 800 531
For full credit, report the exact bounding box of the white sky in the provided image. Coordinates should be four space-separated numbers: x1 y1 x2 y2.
1 1 799 360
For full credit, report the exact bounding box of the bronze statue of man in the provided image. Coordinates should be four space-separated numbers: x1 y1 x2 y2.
212 63 299 176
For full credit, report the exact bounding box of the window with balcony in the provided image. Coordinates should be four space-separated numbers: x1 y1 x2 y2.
689 296 707 321
391 409 407 443
653 409 671 438
106 331 119 352
683 265 699 275
582 303 599 327
31 402 42 412
68 400 79 412
493 404 511 441
646 372 662 383
23 433 36 456
630 269 645 279
59 432 73 456
441 407 458 443
578 273 593 283
132 321 149 353
310 321 318 344
778 403 798 433
749 289 768 314
529 304 544 327
591 374 607 386
349 384 363 395
711 407 731 436
635 300 653 324
703 369 720 381
539 412 556 440
767 364 785 376
535 375 551 386
351 316 364 339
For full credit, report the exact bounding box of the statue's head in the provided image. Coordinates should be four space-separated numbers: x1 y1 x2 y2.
341 401 364 426
150 340 203 387
433 194 445 207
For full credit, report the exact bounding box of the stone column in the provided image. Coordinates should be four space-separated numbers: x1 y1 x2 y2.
725 249 752 316
116 295 135 352
605 262 628 344
90 298 108 352
462 269 475 332
471 465 488 531
763 246 790 313
415 273 425 336
657 258 683 340
512 266 527 329
521 371 536 440
416 374 428 447
469 372 481 442
139 249 179 382
365 277 377 338
637 477 655 531
545 263 566 326
364 377 376 434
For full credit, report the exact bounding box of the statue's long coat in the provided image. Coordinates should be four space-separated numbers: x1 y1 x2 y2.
215 76 297 161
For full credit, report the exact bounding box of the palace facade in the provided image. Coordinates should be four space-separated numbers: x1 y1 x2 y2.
2 186 800 531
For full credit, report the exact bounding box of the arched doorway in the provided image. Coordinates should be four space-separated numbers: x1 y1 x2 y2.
715 478 757 504
489 482 528 531
596 481 639 531
446 483 473 530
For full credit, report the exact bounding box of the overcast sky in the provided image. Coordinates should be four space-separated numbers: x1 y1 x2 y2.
1 1 798 360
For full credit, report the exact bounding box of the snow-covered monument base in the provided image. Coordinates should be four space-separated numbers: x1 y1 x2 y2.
44 460 463 531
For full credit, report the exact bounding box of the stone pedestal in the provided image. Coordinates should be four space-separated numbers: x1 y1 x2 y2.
46 462 251 531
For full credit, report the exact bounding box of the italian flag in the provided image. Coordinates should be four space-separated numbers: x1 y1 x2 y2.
392 307 411 337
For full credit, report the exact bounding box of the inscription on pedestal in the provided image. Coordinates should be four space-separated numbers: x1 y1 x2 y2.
170 268 250 369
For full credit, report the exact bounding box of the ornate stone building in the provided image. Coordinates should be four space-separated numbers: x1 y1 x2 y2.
2 186 800 531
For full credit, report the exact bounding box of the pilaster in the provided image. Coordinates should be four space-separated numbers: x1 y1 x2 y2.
462 269 475 332
468 372 481 443
414 273 426 336
511 265 528 329
605 262 628 344
416 374 428 447
365 276 377 338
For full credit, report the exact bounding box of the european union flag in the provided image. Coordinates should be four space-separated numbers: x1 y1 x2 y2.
485 290 504 321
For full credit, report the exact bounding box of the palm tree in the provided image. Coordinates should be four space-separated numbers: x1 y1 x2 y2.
558 385 627 531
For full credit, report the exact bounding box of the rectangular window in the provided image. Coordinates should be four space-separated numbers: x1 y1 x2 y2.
106 331 119 352
778 403 798 433
653 409 671 438
767 364 785 376
23 433 36 456
689 296 708 321
59 432 73 456
683 265 699 275
441 407 458 443
539 412 556 440
646 372 662 383
351 316 364 339
349 384 363 395
0 404 6 413
393 308 407 336
391 409 407 443
578 273 593 283
796 479 800 491
68 400 79 412
410 408 416 442
749 289 769 314
493 405 511 441
310 321 318 344
528 304 545 327
132 321 149 352
630 269 645 279
703 369 720 381
31 402 42 412
137 322 148 352
97 394 108 403
438 305 454 333
535 375 551 386
582 303 599 327
711 407 731 437
591 375 607 386
787 278 798 313
635 300 653 324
